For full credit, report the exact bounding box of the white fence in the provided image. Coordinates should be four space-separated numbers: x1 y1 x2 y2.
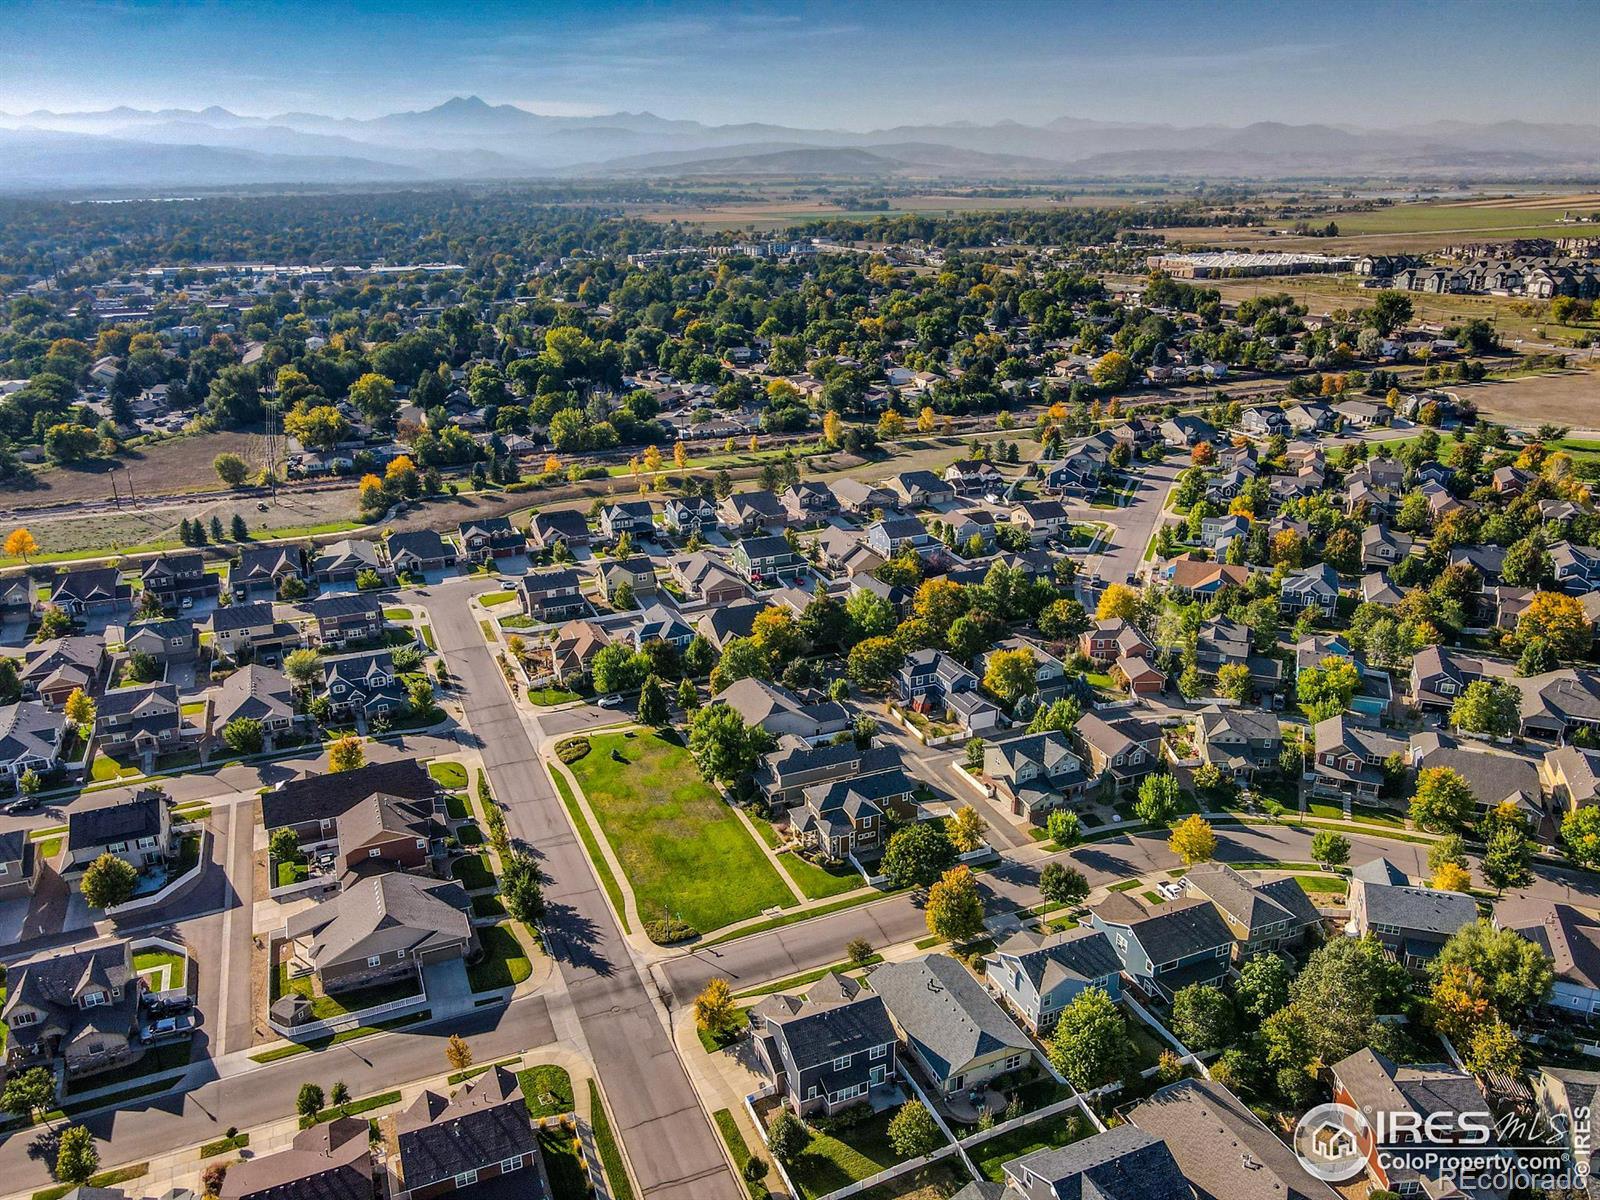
131 934 191 1002
267 990 430 1040
105 826 210 918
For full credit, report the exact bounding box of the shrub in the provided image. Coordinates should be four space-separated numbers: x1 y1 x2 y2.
645 916 696 945
556 737 591 764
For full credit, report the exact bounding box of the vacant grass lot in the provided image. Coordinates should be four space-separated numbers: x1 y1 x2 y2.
779 851 863 900
567 729 792 934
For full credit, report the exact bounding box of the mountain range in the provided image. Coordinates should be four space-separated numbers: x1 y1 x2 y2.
1 96 1596 191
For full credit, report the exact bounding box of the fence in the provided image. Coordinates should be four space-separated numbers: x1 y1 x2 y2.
266 990 430 1040
131 934 191 1002
105 827 211 918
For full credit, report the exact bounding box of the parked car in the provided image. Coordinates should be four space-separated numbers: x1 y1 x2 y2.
2 796 43 814
597 694 625 709
140 1015 189 1042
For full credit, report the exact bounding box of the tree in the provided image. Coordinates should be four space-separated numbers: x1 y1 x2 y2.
676 677 699 713
1449 679 1521 738
1028 698 1082 736
1236 953 1292 1020
213 453 250 487
1310 830 1351 870
3 528 39 562
349 372 398 429
1168 814 1217 865
1517 591 1593 660
269 828 302 866
887 1100 942 1158
1 1067 57 1123
1428 962 1491 1043
592 644 648 695
55 1126 98 1185
80 853 137 908
283 404 350 452
926 865 985 945
1465 1017 1522 1078
1135 773 1180 826
1090 350 1133 390
328 736 365 773
64 687 95 736
1563 806 1600 868
18 767 40 795
1429 833 1469 873
1481 808 1533 896
37 605 72 640
983 647 1038 708
1045 808 1081 849
1433 919 1553 1017
880 822 957 890
44 423 100 462
1297 656 1360 722
1038 862 1089 908
693 978 739 1038
221 717 264 755
296 1084 324 1118
501 852 547 924
284 648 322 690
445 1034 473 1072
846 938 874 969
1433 862 1472 893
1216 662 1253 705
331 1081 351 1106
1502 535 1553 590
1049 987 1132 1089
687 702 771 785
637 674 668 727
767 1109 809 1165
847 635 901 691
1095 583 1140 622
1410 766 1476 833
948 806 987 854
1170 983 1234 1050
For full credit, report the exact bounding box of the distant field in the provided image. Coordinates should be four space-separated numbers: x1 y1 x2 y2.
634 188 1183 229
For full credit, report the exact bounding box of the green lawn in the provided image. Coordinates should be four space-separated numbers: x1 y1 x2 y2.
383 607 413 620
467 924 532 992
549 767 631 934
451 853 496 891
779 852 863 900
33 1164 148 1200
90 752 141 782
473 894 507 918
445 793 470 819
132 948 187 991
782 1104 932 1199
275 859 309 888
271 962 421 1021
567 730 793 934
528 686 582 706
479 590 517 607
519 1064 575 1118
429 761 468 789
588 1080 635 1200
972 1115 1088 1182
538 1125 592 1200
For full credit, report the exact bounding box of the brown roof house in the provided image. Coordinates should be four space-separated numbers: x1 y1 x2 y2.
335 793 439 876
393 1065 544 1200
220 1116 374 1200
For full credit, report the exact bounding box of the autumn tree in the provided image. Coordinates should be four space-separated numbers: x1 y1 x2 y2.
3 528 39 563
1095 582 1140 622
926 865 985 945
1169 814 1217 865
445 1034 473 1071
1517 591 1593 660
947 805 988 854
1433 861 1472 892
693 978 739 1039
1411 766 1476 833
328 736 365 773
64 687 95 736
983 647 1038 708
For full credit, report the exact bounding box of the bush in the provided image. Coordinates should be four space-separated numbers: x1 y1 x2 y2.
645 916 696 945
556 737 591 764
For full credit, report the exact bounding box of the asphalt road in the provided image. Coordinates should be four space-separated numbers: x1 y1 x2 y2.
427 582 742 1200
1070 458 1182 591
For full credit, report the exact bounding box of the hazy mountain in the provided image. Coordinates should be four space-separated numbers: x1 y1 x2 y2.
0 95 1595 190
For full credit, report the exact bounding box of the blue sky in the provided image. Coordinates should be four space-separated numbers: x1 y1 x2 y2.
1 0 1594 128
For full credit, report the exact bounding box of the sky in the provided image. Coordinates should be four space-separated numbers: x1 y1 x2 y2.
0 0 1595 129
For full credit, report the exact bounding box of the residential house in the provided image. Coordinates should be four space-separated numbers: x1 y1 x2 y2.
669 551 747 605
832 478 896 518
299 593 385 648
2 939 143 1083
752 973 898 1118
457 517 525 564
1074 713 1161 788
1081 618 1154 665
897 648 980 711
1129 1078 1341 1200
21 636 107 707
1329 1048 1507 1199
782 481 838 526
1010 499 1070 542
386 529 457 575
1541 745 1600 812
632 602 695 651
1003 1126 1191 1200
869 954 1036 1096
1312 715 1404 801
0 830 41 900
51 567 129 616
1087 892 1234 1000
729 535 805 585
755 738 900 810
601 556 658 605
1199 513 1249 551
322 649 407 720
1361 571 1406 608
95 682 189 767
1164 559 1249 599
232 545 306 600
1240 406 1289 438
116 617 199 666
979 637 1068 699
790 770 912 861
1159 415 1217 449
139 551 219 607
1409 646 1517 715
209 602 300 662
1361 525 1415 570
0 701 67 786
884 470 955 510
520 568 587 622
1181 863 1319 959
1042 444 1110 495
311 538 389 585
983 731 1088 821
394 1066 540 1200
1551 541 1600 595
944 459 1002 496
866 516 933 560
715 677 849 743
335 792 437 875
1494 897 1600 1019
262 760 436 843
718 490 787 533
696 598 763 651
548 619 609 685
526 509 590 553
1409 731 1541 819
64 790 171 872
984 926 1122 1033
1193 705 1282 779
0 575 35 617
598 501 655 543
1531 1067 1600 1191
220 1118 373 1200
206 664 299 751
284 871 474 995
1347 857 1478 970
1280 563 1341 618
663 496 718 538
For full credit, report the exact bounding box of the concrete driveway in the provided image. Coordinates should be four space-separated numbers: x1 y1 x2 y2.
422 957 475 1018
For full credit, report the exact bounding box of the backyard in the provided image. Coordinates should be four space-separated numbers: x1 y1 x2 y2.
762 1099 941 1200
565 729 794 933
971 1113 1089 1183
132 947 187 992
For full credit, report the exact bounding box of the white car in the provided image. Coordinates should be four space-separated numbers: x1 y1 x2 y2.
597 695 624 709
1157 881 1184 900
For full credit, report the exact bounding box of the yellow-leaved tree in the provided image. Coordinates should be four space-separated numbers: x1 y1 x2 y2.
4 528 38 562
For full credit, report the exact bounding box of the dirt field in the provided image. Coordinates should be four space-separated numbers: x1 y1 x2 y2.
18 430 269 505
1459 367 1600 428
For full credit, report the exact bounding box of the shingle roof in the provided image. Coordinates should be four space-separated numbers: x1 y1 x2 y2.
1007 1124 1191 1200
868 954 1031 1082
295 872 470 969
1094 895 1233 964
67 791 163 852
753 975 896 1072
1495 897 1600 991
396 1067 535 1191
261 760 435 830
1361 881 1478 937
993 926 1122 996
219 1117 372 1200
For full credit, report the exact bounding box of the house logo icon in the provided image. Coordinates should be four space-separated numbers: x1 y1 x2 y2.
1293 1102 1370 1182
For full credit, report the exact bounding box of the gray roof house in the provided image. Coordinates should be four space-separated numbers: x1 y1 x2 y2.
285 872 475 995
868 953 1036 1095
1087 892 1233 1001
1004 1124 1191 1200
3 939 143 1082
983 731 1088 823
1193 705 1282 778
394 1065 541 1200
1348 857 1478 971
0 700 67 784
714 678 850 743
219 1117 374 1200
1180 864 1320 959
984 926 1122 1033
752 972 898 1118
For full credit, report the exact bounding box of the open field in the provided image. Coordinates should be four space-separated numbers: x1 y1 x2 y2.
17 429 269 505
565 728 794 933
1461 367 1600 426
